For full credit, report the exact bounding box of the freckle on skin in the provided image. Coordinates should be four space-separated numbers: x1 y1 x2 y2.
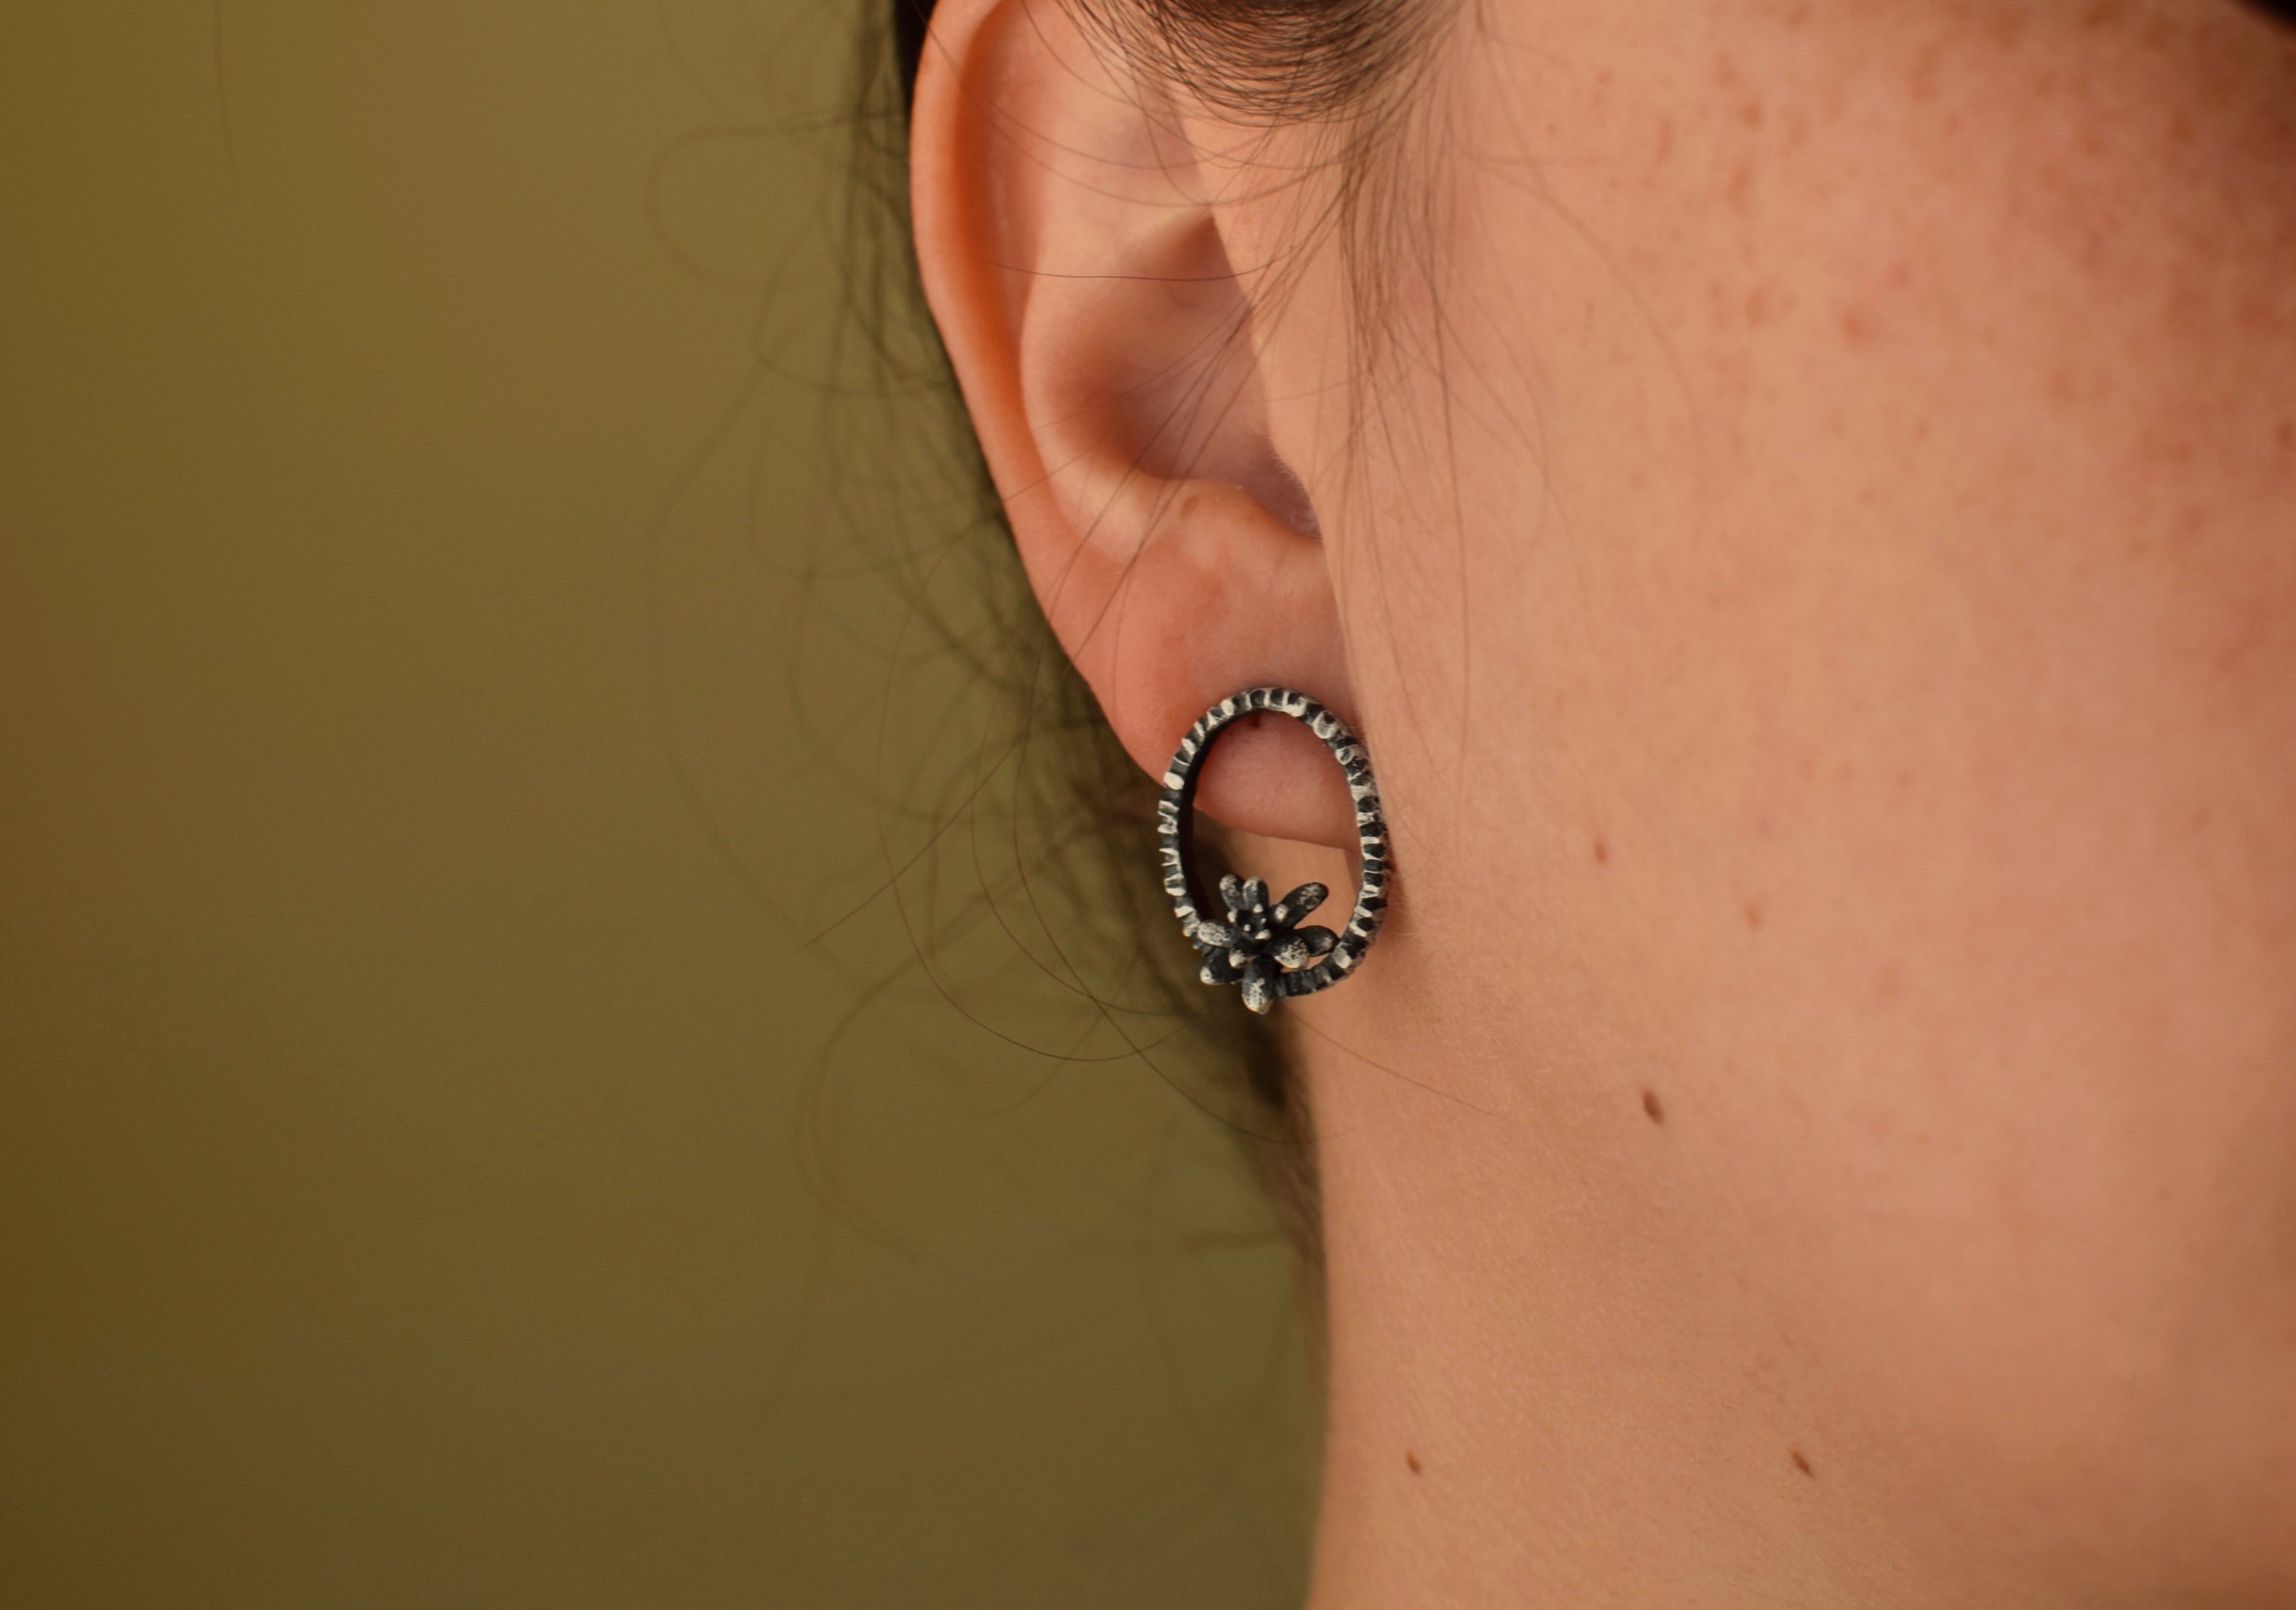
1593 834 1610 865
1840 306 1875 348
1792 1449 1814 1477
1642 1089 1665 1125
1909 46 1941 103
1743 898 1765 931
1405 1451 1424 1475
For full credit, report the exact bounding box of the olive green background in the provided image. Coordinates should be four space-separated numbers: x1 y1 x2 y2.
0 5 1315 1605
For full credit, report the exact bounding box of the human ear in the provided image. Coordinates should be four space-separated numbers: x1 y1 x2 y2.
909 0 1360 850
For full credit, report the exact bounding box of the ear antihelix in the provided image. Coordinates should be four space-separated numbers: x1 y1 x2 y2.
1157 687 1390 1014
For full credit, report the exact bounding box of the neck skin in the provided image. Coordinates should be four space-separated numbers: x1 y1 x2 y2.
1292 1026 1885 1608
1248 841 2003 1610
1287 995 1892 1608
1244 811 1892 1607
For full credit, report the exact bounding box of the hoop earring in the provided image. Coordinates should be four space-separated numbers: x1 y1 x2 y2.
1156 686 1390 1015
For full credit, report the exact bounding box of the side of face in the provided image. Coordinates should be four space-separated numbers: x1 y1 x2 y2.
1262 0 2296 1596
912 0 2296 1595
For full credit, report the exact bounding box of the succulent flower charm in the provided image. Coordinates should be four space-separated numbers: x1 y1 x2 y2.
1193 874 1342 1015
1158 688 1390 1014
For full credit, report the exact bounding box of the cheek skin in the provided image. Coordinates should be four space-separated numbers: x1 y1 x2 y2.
1302 0 2296 1596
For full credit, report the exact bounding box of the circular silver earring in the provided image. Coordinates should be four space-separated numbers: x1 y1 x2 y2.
1156 686 1390 1014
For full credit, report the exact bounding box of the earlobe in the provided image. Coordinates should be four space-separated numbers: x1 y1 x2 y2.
909 0 1361 850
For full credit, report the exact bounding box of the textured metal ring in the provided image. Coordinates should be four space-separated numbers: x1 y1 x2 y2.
1155 686 1390 1014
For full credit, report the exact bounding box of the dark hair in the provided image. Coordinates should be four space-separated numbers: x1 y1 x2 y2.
895 0 1438 120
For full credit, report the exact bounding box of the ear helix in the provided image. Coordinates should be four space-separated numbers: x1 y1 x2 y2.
1157 687 1390 1014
